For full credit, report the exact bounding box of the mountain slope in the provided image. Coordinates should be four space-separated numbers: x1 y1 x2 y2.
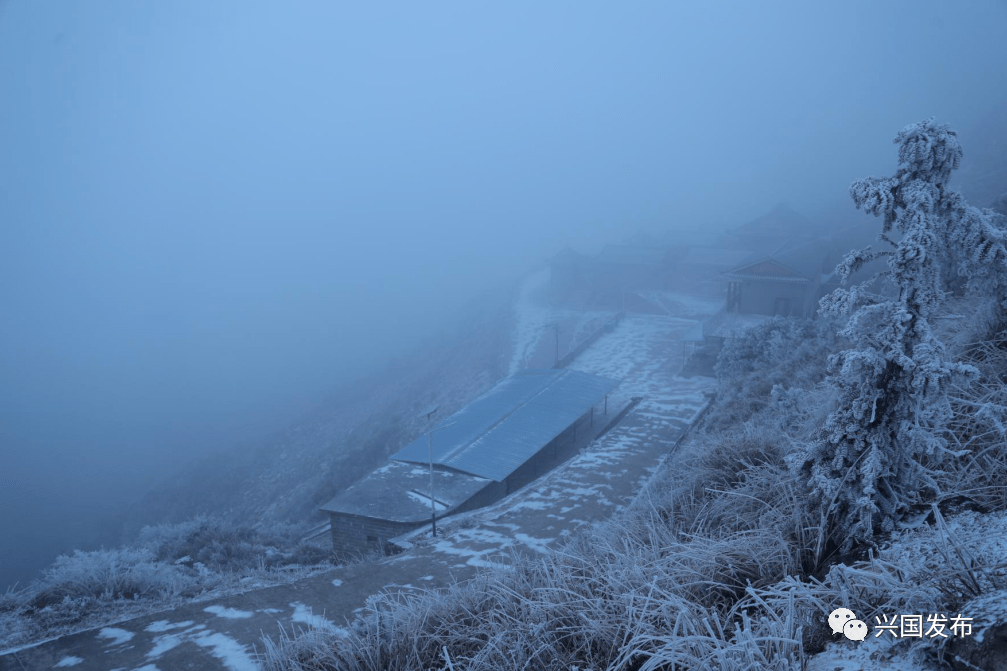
121 278 522 539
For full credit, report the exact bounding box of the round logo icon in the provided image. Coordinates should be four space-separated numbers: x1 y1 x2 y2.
829 607 856 635
843 619 868 641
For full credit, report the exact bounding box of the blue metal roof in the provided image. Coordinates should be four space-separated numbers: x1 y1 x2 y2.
391 369 619 482
319 461 491 523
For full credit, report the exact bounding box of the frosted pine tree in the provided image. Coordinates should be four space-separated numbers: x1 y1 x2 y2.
790 119 1007 551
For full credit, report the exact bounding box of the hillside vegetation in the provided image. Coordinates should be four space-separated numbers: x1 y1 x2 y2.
261 307 1007 671
260 121 1007 671
0 517 341 652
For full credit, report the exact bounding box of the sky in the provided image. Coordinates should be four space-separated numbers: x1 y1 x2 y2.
1 1 1005 589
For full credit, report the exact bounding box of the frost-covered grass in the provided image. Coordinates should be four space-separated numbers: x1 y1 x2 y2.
260 298 1007 671
259 417 819 670
0 516 341 652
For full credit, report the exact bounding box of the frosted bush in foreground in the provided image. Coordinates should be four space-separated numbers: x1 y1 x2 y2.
790 119 1007 551
0 517 335 651
710 316 837 430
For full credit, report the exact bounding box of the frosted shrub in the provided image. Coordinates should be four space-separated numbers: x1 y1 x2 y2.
790 120 1007 551
0 516 334 651
29 548 194 609
991 191 1007 217
710 316 837 429
137 515 330 571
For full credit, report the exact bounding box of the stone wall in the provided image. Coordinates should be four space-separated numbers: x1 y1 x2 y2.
328 512 421 559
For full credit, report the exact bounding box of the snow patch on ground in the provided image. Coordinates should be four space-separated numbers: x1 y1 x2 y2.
203 605 254 619
331 578 343 587
97 627 134 646
289 602 349 636
54 656 83 667
146 624 206 660
514 533 553 554
190 631 258 671
146 633 184 659
144 620 194 633
509 270 553 374
405 490 448 511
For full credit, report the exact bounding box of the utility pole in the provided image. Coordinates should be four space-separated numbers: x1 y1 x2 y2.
419 406 456 538
421 405 439 537
544 323 561 366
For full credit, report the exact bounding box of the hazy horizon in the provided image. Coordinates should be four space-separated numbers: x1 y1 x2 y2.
2 0 1006 591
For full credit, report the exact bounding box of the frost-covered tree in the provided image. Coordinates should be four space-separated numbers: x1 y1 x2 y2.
790 120 1007 551
991 192 1007 217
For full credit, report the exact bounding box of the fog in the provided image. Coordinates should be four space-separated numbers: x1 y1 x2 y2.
1 1 1005 590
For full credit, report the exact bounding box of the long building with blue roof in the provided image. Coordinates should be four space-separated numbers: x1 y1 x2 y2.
320 368 619 556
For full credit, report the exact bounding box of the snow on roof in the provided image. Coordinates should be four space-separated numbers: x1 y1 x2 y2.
319 460 490 523
392 368 619 482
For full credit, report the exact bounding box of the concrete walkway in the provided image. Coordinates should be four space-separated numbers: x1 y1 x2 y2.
1 314 715 671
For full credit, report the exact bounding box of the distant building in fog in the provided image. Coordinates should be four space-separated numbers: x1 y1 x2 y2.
673 246 753 297
548 243 678 307
721 237 831 318
721 202 824 250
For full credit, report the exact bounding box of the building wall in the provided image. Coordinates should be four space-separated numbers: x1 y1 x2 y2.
454 479 508 514
327 513 422 559
504 406 599 495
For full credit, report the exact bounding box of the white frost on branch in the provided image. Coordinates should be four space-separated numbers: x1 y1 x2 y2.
790 119 1005 550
